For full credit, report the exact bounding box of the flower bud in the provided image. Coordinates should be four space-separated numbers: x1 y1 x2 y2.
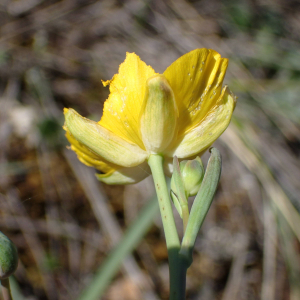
171 157 204 199
0 232 18 279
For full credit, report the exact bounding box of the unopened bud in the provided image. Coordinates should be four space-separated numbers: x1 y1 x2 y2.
171 157 204 199
0 232 18 279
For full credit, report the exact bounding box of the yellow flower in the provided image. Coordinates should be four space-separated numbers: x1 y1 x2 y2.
64 48 236 184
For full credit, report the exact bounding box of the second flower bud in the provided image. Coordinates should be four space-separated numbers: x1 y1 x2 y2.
171 157 204 200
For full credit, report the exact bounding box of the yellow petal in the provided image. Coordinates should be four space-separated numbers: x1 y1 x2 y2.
64 108 147 168
65 130 118 172
139 75 178 153
96 162 150 185
99 53 157 149
164 48 228 135
168 86 236 158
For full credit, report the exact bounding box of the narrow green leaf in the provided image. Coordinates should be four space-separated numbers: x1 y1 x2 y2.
180 148 222 266
77 196 159 300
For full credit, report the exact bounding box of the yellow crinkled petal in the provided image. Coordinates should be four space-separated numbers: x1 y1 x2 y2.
163 48 228 135
77 154 116 176
96 161 150 185
168 86 236 158
64 108 147 168
99 53 157 149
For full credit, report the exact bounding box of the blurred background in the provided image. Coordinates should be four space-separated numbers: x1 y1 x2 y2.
0 0 300 299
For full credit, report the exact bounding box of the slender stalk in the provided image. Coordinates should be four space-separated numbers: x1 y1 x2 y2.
172 156 189 235
1 278 13 300
148 154 186 300
181 205 189 234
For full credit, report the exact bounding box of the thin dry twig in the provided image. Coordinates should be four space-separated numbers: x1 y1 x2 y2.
261 199 277 300
221 249 248 300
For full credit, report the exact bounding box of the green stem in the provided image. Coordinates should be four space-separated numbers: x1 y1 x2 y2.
1 278 13 300
148 155 186 300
